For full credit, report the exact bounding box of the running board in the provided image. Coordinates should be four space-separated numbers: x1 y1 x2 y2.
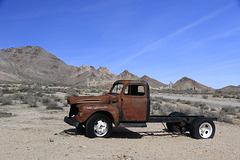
119 122 147 127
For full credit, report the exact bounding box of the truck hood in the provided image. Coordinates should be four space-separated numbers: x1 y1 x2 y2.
67 94 112 105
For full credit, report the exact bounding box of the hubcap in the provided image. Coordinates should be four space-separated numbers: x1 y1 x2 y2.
94 119 108 137
199 122 213 138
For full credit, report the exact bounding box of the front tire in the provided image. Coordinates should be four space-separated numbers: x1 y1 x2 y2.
191 117 215 139
86 113 112 138
76 123 85 134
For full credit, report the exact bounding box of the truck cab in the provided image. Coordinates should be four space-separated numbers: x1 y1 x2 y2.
64 80 216 139
109 80 150 122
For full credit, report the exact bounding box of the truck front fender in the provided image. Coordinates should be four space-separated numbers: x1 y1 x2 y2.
76 104 120 125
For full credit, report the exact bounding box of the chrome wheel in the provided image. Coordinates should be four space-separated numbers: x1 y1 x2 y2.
199 122 213 138
94 119 109 137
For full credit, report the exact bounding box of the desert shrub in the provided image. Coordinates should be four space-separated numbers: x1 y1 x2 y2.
151 97 163 104
193 101 206 108
171 101 176 104
45 101 63 110
223 95 231 98
24 97 38 107
152 103 161 110
176 99 181 102
158 104 176 115
158 104 198 115
179 108 194 115
195 109 233 123
0 90 3 97
0 111 12 117
34 92 44 97
152 97 172 103
200 105 209 110
215 90 222 94
212 94 220 98
10 93 25 101
49 95 62 102
66 89 78 97
2 84 11 88
181 100 192 105
28 100 38 107
211 108 216 111
202 95 208 99
26 87 35 93
40 96 62 110
0 97 12 105
236 107 240 114
236 115 240 119
151 89 159 94
161 98 171 102
19 94 38 107
42 97 51 105
18 84 30 92
63 101 68 107
102 91 108 95
32 83 42 90
2 88 15 94
199 110 217 118
218 111 233 123
221 106 236 115
90 88 99 93
43 88 55 94
150 97 158 102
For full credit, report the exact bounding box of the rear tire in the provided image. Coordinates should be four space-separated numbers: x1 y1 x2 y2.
191 117 215 139
86 113 112 138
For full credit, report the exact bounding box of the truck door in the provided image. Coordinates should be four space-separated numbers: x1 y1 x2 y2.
121 84 147 121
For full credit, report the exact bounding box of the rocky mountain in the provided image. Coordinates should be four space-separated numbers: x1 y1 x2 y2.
0 46 73 84
117 70 139 80
0 46 164 87
140 75 167 88
2 46 233 91
67 65 117 86
173 77 214 91
219 85 240 93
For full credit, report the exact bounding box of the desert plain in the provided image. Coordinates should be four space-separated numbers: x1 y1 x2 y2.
1 94 240 160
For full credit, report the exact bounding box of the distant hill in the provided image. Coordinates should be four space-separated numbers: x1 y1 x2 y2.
140 75 167 88
117 70 139 80
173 77 214 91
219 85 240 93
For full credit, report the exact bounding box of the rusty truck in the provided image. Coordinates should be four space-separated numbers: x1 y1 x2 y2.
64 80 216 139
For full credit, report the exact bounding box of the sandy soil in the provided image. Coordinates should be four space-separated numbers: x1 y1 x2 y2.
1 104 240 160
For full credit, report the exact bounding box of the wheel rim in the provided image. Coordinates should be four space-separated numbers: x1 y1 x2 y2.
199 122 213 138
94 119 108 137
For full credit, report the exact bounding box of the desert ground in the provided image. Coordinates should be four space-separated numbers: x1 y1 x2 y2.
1 84 240 160
1 102 240 160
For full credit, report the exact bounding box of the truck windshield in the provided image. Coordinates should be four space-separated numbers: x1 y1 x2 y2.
110 83 123 94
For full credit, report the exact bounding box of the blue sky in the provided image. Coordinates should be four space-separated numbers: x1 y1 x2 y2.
0 0 240 89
